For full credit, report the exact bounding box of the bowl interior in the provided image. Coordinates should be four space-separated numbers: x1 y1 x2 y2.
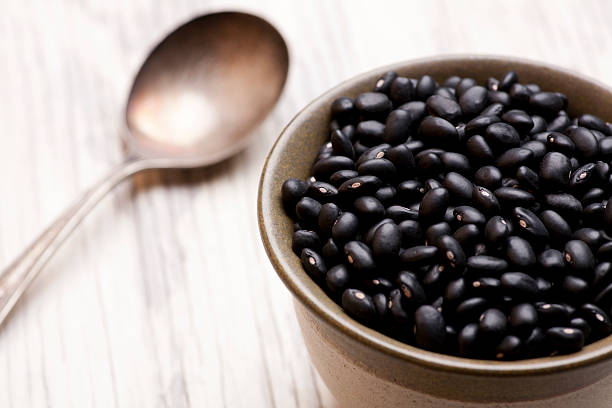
258 55 612 375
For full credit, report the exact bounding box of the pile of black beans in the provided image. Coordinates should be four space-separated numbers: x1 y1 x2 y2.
281 70 612 360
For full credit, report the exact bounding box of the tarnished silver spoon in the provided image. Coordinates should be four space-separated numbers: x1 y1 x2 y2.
0 11 289 325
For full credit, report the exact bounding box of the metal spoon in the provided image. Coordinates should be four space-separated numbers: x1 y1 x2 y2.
0 12 289 325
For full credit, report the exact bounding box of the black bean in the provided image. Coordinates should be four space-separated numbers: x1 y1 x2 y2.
568 127 599 160
569 163 596 191
499 71 518 92
530 115 548 134
458 323 481 357
436 235 466 270
481 103 505 117
501 109 534 134
501 271 538 299
389 77 415 106
415 152 442 176
485 123 520 152
539 152 571 190
546 327 584 354
495 187 535 209
595 161 610 181
312 155 355 181
375 186 396 206
418 116 460 149
570 317 592 341
469 277 502 299
358 158 396 182
510 83 531 104
307 181 338 202
443 172 473 203
459 85 488 117
599 137 612 160
547 115 571 132
467 255 508 277
326 264 350 294
397 271 427 308
383 109 412 145
472 185 501 215
364 218 393 246
301 248 327 281
353 141 369 157
513 207 549 242
295 197 322 226
422 264 449 294
398 101 427 128
506 237 537 269
465 115 501 137
466 135 495 163
560 275 590 303
374 71 398 94
388 288 412 325
440 152 471 175
597 242 612 262
322 238 341 261
426 95 462 122
372 222 401 258
386 205 419 223
521 140 547 160
366 277 394 295
530 92 565 118
495 148 533 174
292 230 321 254
474 166 503 190
342 289 377 323
425 222 452 245
338 175 383 198
524 327 547 356
537 303 572 327
453 224 481 247
544 193 583 221
444 277 467 308
331 212 359 244
593 262 612 293
330 170 359 187
488 90 511 106
581 188 606 205
386 144 416 175
356 144 391 166
455 78 477 97
457 297 489 324
510 303 538 338
398 220 423 247
330 130 354 159
400 245 439 267
443 76 461 88
479 308 508 346
579 114 611 135
496 335 523 360
355 92 392 120
282 178 309 215
537 249 566 279
330 97 357 126
344 241 376 275
414 305 446 351
419 188 449 222
356 120 386 146
354 196 385 225
579 303 612 340
416 75 437 100
594 281 612 311
454 206 486 226
564 240 595 273
422 178 443 192
484 216 513 246
572 228 603 251
539 210 572 246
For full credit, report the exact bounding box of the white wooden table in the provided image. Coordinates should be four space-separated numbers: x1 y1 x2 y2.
1 0 611 406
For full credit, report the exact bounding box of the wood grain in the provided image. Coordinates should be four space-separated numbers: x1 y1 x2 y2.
0 0 611 406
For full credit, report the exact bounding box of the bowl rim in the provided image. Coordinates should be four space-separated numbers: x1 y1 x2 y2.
258 54 612 376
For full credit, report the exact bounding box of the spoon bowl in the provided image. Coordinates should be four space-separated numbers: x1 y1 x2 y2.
126 12 289 166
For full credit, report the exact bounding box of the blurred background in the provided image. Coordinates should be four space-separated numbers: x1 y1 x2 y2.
0 0 610 406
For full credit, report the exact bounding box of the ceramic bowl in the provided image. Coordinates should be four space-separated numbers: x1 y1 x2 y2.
258 55 612 407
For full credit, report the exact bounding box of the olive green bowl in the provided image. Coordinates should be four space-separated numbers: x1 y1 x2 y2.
258 55 612 407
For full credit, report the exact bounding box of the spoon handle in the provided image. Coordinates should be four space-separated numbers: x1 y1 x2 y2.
0 159 147 326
